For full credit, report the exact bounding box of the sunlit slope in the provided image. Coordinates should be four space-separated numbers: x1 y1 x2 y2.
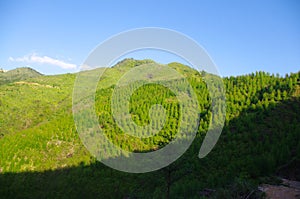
0 73 75 136
0 59 299 177
0 60 209 172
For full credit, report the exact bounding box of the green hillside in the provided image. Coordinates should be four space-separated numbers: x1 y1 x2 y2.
0 67 43 85
0 59 299 198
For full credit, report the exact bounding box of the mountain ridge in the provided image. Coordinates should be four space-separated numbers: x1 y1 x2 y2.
2 59 300 80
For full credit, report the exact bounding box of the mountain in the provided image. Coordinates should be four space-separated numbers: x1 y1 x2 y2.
0 67 43 85
0 59 299 198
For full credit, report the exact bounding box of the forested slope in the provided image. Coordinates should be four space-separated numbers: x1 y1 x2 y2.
0 59 299 198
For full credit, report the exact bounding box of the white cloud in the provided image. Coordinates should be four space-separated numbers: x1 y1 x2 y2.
9 53 77 69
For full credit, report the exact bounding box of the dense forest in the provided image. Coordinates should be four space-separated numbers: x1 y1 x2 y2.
0 59 299 198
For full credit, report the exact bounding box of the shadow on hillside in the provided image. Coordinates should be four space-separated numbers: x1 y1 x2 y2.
0 98 300 199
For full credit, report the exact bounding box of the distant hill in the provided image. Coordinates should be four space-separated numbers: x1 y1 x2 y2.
0 67 43 85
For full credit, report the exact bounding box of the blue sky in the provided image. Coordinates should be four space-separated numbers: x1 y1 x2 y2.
0 0 299 76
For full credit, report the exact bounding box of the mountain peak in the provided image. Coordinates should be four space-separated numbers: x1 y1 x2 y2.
112 58 156 68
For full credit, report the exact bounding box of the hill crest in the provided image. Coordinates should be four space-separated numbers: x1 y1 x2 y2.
0 67 43 85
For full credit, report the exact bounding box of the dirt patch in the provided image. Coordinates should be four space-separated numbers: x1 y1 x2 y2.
15 81 57 88
259 179 300 199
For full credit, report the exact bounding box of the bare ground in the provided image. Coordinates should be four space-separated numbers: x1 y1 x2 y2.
259 179 300 199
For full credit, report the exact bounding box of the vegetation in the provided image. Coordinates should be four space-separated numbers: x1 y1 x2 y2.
0 67 42 85
0 59 299 198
